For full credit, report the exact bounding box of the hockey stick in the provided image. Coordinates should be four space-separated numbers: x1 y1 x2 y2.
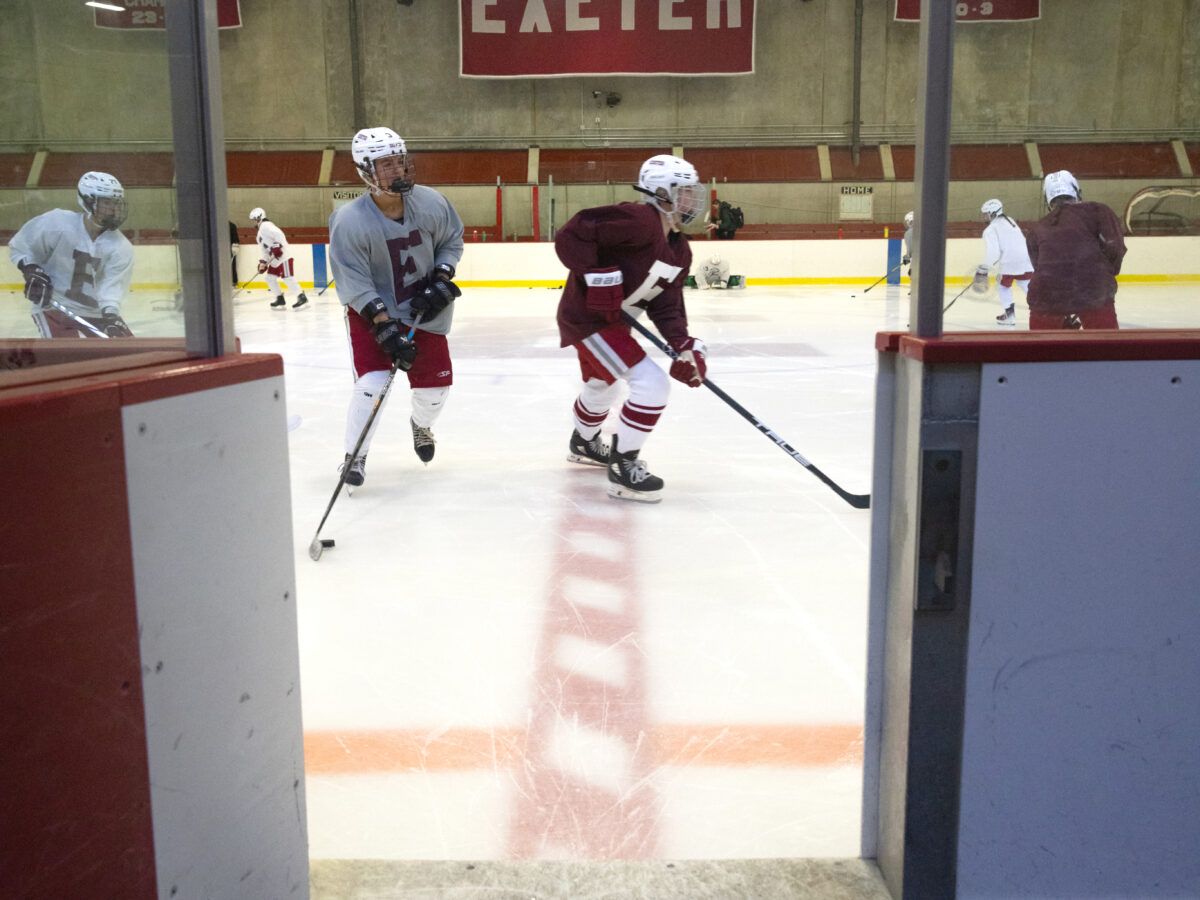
46 297 110 338
622 313 870 510
863 262 902 294
318 279 335 296
942 282 972 314
308 314 422 561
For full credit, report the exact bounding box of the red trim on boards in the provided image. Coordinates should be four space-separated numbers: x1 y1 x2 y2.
875 330 1200 364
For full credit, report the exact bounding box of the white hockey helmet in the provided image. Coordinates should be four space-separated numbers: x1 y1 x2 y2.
903 210 914 228
352 127 413 195
1043 170 1081 206
710 254 722 265
636 154 705 225
77 171 128 230
981 198 1003 219
249 207 266 223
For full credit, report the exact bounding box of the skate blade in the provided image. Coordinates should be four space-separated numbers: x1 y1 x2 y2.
606 483 663 503
566 452 607 467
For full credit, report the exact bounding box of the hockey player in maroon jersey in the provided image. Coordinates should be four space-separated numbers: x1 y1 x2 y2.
1025 170 1126 330
555 154 709 503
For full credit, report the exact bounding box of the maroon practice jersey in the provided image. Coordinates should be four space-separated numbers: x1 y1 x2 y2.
555 202 693 347
1026 201 1126 313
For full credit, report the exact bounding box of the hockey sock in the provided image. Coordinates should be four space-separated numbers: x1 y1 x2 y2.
344 369 392 456
616 358 668 453
573 377 620 437
411 386 449 429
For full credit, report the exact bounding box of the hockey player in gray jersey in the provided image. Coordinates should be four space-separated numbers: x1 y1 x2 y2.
328 127 465 488
9 171 134 337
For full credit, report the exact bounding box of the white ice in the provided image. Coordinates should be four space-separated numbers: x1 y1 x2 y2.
7 279 1197 861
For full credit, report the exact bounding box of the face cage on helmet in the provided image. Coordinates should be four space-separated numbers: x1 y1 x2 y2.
83 194 129 231
647 182 705 225
360 152 415 196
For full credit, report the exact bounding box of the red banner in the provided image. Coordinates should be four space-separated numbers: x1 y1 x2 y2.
895 0 1039 22
460 0 755 78
93 0 242 30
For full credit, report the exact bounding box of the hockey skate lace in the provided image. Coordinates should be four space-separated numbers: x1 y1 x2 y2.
340 455 366 476
412 424 435 448
623 458 651 483
588 436 610 457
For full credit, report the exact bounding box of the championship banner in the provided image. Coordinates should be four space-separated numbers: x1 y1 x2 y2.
93 0 243 30
460 0 756 78
895 0 1039 22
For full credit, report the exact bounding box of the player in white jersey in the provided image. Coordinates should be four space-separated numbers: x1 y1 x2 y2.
902 210 914 278
327 126 465 487
693 253 730 289
973 198 1034 326
9 171 134 337
250 208 308 310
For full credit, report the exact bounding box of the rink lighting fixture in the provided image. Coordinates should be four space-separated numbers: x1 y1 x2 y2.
86 2 127 10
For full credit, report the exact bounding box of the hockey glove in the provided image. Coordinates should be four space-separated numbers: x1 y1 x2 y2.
668 337 707 388
19 263 53 308
372 317 419 370
101 310 134 337
257 260 268 274
971 266 990 294
409 278 461 320
584 267 625 323
902 254 911 266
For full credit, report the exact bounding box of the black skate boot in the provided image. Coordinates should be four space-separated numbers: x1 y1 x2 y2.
606 436 664 503
996 304 1015 327
411 418 436 464
270 294 286 309
567 428 609 467
292 293 309 310
340 453 366 490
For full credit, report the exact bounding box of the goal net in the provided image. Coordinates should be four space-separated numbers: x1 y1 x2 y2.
1124 186 1200 236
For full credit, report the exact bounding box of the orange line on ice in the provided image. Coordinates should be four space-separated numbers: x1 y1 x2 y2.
303 723 863 774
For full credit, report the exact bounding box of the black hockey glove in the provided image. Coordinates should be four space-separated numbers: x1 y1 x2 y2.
409 279 460 320
372 317 418 370
101 310 134 337
19 263 53 308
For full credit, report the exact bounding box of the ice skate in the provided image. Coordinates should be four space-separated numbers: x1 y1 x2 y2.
996 305 1015 327
292 293 309 310
606 436 663 503
411 418 436 464
340 453 366 493
270 294 286 309
567 428 609 467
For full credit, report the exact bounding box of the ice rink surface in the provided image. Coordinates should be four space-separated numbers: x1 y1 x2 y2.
7 279 1197 862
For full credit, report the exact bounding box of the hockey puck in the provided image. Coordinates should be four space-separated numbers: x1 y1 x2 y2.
321 539 335 548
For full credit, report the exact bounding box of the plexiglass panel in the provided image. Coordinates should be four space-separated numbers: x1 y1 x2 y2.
1 0 187 371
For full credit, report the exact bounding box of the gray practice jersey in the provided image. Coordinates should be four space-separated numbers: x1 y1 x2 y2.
328 186 464 335
9 209 134 317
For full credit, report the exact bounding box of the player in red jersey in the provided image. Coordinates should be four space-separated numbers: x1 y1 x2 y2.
1025 170 1126 330
555 154 709 503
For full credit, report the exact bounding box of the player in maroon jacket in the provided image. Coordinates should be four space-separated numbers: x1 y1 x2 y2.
555 154 708 503
1025 170 1126 330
